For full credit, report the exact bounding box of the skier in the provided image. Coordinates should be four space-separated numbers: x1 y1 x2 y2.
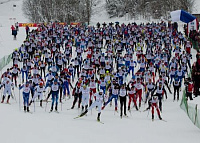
133 77 145 108
173 75 181 101
89 78 97 106
127 83 138 111
49 80 60 112
29 82 45 107
102 79 120 111
184 77 193 100
151 82 167 112
119 84 127 118
151 95 162 121
81 84 90 112
19 82 31 112
71 83 82 109
78 89 105 122
1 78 14 104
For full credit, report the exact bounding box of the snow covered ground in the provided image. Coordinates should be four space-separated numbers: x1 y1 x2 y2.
0 0 28 58
90 0 150 26
0 1 199 143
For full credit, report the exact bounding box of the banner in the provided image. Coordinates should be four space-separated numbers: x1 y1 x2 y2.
19 23 38 27
187 18 199 35
19 23 67 27
71 22 80 26
170 10 196 23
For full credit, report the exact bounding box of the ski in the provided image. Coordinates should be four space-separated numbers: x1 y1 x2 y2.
151 119 167 122
143 109 149 112
24 111 33 114
1 103 11 105
27 111 33 114
97 120 104 124
74 115 81 119
160 119 167 122
55 111 59 113
124 115 128 118
128 110 132 116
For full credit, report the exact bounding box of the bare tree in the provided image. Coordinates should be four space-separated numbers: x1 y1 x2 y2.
22 0 98 24
105 0 195 20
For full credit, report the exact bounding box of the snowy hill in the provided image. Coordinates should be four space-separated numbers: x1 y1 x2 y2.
0 0 27 58
0 1 199 143
90 0 150 26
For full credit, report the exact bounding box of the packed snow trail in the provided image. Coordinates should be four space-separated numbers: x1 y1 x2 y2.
0 1 199 143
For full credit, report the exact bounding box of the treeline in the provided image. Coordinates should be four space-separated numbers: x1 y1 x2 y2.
105 0 194 20
22 0 99 24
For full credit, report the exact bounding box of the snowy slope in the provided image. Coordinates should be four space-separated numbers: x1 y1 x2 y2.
0 0 28 58
0 1 199 143
90 0 150 26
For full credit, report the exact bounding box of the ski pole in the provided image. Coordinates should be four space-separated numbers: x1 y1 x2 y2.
34 100 35 112
147 109 150 117
19 89 21 111
12 89 17 103
45 101 48 112
61 101 62 111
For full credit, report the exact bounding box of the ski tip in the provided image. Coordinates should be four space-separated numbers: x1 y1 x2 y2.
97 120 104 124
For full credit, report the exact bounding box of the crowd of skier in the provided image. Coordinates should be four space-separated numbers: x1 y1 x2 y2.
0 21 196 122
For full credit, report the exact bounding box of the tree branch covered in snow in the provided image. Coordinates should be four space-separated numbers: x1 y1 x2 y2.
106 0 195 20
22 0 100 24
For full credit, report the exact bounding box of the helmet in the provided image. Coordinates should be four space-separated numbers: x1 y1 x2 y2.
39 82 43 86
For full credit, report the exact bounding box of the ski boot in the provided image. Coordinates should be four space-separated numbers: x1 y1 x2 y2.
80 109 88 117
55 104 58 111
7 95 10 104
81 106 84 113
71 105 75 109
1 96 5 103
85 105 88 112
50 106 53 112
152 114 154 121
89 100 93 106
27 107 30 112
135 105 139 111
158 114 162 120
97 113 101 121
115 106 118 112
139 102 141 108
40 100 42 107
24 106 26 112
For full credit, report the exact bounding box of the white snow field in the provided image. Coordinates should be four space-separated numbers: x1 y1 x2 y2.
0 1 199 143
0 0 28 58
